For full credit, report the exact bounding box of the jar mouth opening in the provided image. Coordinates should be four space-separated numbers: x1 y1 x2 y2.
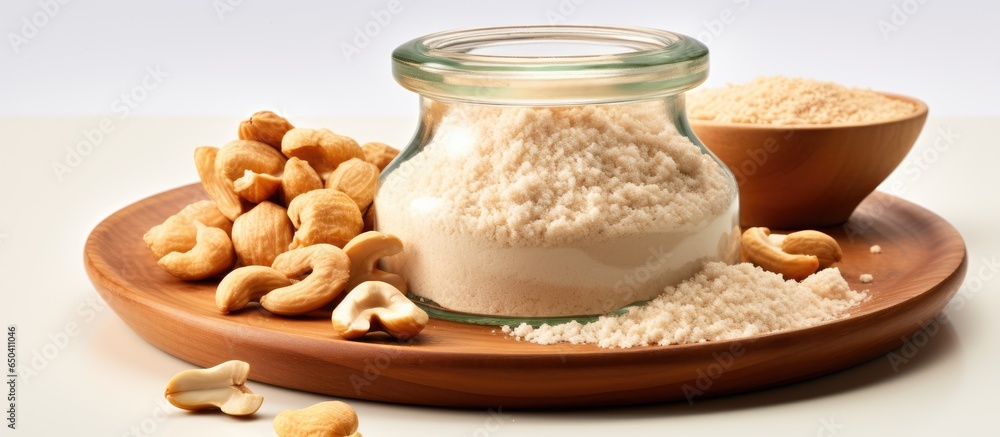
428 26 675 59
392 26 709 105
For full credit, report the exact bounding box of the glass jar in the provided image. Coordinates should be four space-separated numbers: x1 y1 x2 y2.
377 26 740 324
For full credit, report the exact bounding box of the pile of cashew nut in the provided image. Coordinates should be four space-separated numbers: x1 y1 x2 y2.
143 111 427 340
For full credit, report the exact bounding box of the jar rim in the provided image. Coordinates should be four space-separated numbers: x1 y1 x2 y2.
391 25 709 105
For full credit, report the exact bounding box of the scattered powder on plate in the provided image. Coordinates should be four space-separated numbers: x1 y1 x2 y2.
503 262 869 348
860 273 874 283
687 76 917 125
870 245 883 254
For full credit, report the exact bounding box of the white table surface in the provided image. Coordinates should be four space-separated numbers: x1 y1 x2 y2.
1 115 997 436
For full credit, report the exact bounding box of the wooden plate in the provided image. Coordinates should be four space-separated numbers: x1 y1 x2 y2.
84 185 967 408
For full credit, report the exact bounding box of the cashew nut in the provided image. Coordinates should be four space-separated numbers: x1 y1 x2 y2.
281 157 323 207
157 221 235 280
215 139 287 183
780 230 843 269
216 266 293 314
360 141 399 171
287 189 363 249
144 214 198 260
273 401 361 437
238 110 294 150
164 360 263 416
233 170 282 204
325 158 379 211
177 200 233 234
260 244 351 315
231 201 294 266
740 227 820 281
195 146 244 221
332 281 428 340
342 231 407 293
144 201 234 259
281 128 363 177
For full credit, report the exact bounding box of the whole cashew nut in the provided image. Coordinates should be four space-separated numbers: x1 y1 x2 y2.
157 221 235 281
144 214 198 260
215 139 287 183
325 158 379 211
342 231 407 293
287 189 363 249
195 146 244 221
779 230 843 269
231 201 294 267
281 128 363 177
280 157 323 207
740 227 820 281
216 266 293 314
273 401 361 437
260 244 351 315
238 110 294 150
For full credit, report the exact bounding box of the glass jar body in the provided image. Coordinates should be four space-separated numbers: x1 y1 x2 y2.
375 96 739 322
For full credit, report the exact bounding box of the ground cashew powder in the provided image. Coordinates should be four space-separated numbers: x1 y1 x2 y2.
376 102 738 316
688 76 917 125
504 262 869 348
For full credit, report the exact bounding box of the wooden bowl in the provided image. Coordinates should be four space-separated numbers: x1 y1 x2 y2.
689 93 928 229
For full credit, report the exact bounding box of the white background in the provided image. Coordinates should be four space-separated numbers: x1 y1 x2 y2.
1 1 999 436
1 0 999 117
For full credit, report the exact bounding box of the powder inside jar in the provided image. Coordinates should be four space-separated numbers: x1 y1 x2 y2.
381 102 733 247
504 262 869 348
687 76 917 125
376 102 738 317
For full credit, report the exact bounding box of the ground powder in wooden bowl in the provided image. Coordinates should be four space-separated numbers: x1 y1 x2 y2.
687 76 917 125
